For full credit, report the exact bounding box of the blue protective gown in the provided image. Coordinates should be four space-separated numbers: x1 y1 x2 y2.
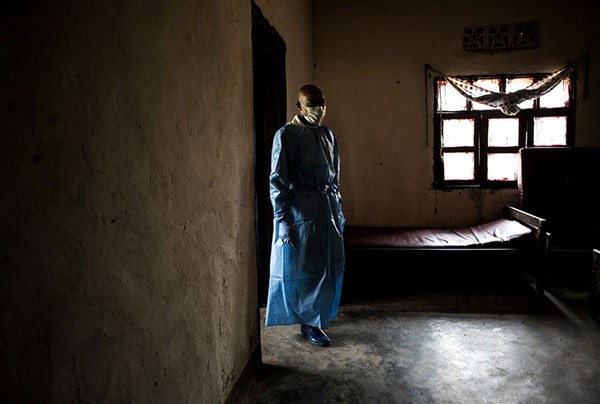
265 116 345 329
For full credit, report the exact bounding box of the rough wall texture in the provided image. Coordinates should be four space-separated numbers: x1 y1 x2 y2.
1 1 257 403
314 0 600 227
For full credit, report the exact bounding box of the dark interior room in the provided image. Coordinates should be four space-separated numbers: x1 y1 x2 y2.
2 1 600 403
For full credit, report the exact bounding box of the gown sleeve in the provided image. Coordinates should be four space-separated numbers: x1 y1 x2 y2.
269 127 293 223
333 132 341 189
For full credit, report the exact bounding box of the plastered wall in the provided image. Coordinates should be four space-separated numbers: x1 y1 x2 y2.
314 0 600 227
1 1 257 403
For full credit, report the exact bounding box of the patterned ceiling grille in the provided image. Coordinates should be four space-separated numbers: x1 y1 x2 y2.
464 22 539 51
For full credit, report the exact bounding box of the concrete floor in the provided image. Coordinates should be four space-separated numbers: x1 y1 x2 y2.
241 272 600 404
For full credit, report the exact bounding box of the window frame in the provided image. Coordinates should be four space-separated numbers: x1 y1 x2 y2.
433 71 576 189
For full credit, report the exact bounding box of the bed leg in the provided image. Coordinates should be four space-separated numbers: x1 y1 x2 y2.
590 249 600 322
534 232 551 295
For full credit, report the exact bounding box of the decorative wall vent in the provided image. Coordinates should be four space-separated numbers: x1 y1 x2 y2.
463 22 539 51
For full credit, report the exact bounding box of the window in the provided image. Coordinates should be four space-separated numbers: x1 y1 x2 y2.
433 70 575 188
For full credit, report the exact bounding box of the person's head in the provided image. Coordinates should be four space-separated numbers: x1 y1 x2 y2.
296 84 326 125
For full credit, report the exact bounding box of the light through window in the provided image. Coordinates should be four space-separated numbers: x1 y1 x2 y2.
434 70 574 188
444 152 475 181
488 118 519 146
443 119 474 147
488 153 519 181
540 78 571 108
506 77 534 109
534 116 567 146
472 78 500 110
438 84 467 111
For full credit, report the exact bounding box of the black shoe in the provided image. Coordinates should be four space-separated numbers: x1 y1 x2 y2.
300 324 330 347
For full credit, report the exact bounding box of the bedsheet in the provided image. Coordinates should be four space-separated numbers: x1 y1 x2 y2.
344 218 534 248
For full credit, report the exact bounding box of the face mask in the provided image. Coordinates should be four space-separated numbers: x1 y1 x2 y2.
301 105 326 125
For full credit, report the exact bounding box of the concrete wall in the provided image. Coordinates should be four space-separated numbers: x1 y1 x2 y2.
314 0 600 227
1 1 257 403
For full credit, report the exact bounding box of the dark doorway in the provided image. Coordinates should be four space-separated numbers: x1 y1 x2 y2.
252 2 287 306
